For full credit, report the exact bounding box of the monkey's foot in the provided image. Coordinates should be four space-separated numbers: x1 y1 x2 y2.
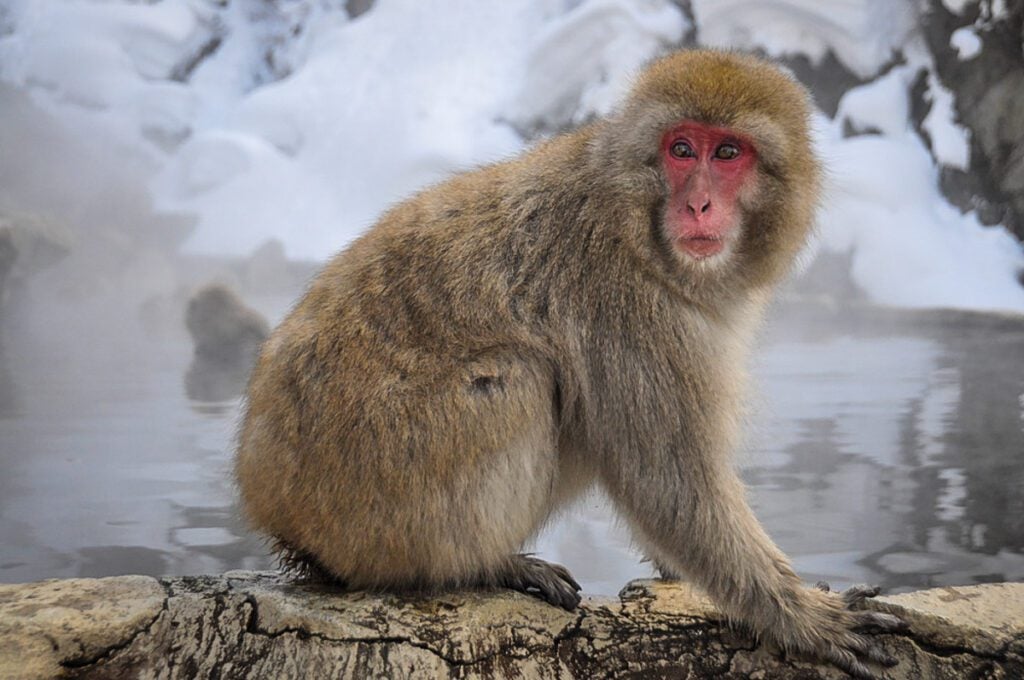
497 554 582 611
787 582 907 680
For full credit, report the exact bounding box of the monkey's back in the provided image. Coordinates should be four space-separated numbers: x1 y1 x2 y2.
234 137 591 588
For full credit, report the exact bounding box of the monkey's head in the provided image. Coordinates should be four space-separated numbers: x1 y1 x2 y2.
597 50 821 294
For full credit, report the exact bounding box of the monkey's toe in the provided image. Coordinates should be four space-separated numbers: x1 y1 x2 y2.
795 583 905 679
853 610 907 634
815 582 904 626
821 642 887 680
498 554 582 611
840 584 909 635
842 584 882 607
794 633 897 680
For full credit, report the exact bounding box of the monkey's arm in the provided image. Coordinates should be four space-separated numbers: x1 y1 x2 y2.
602 443 904 680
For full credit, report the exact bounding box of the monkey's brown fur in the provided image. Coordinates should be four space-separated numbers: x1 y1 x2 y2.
237 50 902 677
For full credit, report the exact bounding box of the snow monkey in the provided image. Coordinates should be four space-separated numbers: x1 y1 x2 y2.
236 50 904 678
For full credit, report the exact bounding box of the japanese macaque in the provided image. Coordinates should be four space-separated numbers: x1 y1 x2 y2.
236 50 904 678
184 283 269 401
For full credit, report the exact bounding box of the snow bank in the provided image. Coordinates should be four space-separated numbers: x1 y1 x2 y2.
159 1 534 258
0 0 210 152
0 0 1021 311
819 126 1024 311
507 0 686 132
824 67 1024 311
158 0 680 259
691 0 918 79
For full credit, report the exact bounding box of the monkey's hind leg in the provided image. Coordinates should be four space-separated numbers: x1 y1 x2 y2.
493 553 582 611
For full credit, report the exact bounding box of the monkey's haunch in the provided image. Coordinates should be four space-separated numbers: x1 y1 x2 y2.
235 49 902 679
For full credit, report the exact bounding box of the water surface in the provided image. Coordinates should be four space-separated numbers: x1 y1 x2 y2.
1 303 1021 596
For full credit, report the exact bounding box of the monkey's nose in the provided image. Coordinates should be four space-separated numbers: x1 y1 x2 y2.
687 198 711 216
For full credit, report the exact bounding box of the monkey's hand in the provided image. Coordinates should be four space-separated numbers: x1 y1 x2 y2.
770 582 906 680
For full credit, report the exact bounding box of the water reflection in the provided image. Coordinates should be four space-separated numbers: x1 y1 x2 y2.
0 330 272 581
0 303 1021 598
742 309 1024 593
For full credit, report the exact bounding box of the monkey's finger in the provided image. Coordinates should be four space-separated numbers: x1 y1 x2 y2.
504 576 579 611
842 584 882 607
853 610 907 634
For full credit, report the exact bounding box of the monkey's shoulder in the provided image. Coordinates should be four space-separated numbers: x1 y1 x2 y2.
375 123 603 230
306 130 606 300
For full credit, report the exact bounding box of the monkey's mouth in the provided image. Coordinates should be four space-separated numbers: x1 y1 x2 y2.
677 236 724 259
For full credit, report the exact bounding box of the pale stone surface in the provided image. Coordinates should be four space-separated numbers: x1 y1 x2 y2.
884 582 1024 637
0 575 165 680
0 571 1021 679
880 582 1024 660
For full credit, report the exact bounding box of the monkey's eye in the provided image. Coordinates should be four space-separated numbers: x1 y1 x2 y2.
715 143 741 160
669 141 696 159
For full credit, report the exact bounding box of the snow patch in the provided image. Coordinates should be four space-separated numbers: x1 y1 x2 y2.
941 0 973 14
816 115 1023 312
692 0 918 78
508 0 686 131
160 0 553 258
0 0 213 111
922 73 971 171
836 67 910 137
950 26 982 60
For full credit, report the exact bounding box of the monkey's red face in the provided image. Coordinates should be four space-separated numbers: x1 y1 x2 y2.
661 121 758 261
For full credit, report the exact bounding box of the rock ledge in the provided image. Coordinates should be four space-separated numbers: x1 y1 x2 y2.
1 572 1021 679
